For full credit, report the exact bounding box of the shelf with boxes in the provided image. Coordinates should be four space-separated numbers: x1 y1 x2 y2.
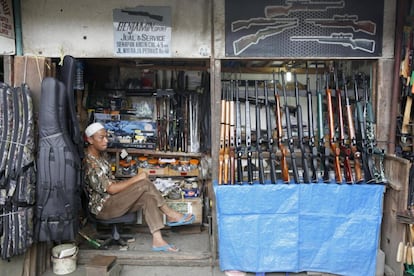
107 148 205 226
107 148 202 178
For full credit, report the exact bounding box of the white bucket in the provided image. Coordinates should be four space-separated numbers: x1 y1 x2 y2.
51 244 78 275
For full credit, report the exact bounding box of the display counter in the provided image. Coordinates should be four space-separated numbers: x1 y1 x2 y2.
214 182 385 275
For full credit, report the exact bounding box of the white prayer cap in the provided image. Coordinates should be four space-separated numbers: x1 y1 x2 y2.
85 122 105 137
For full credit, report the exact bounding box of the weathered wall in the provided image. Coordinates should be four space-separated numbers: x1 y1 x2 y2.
20 0 212 58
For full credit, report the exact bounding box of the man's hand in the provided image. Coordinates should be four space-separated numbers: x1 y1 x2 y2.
107 170 149 194
133 171 149 183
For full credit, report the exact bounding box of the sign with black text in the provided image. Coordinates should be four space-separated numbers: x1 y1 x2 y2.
113 6 171 57
0 0 14 39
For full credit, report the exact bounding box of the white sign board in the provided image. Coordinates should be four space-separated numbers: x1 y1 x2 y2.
113 6 171 57
0 0 14 39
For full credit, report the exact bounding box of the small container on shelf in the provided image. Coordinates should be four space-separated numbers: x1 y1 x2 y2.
169 158 200 177
119 158 137 176
138 156 149 168
138 156 168 176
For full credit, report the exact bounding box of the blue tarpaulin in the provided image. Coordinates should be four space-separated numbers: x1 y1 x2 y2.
214 182 385 276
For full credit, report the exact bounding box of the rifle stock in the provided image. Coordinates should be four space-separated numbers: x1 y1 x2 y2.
282 72 299 183
229 81 236 184
326 73 343 183
273 72 290 183
219 86 226 184
223 84 230 184
345 74 363 183
335 72 352 183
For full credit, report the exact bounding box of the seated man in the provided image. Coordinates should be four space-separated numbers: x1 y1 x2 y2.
83 122 194 252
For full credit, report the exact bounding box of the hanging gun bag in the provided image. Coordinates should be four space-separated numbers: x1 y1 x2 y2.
0 82 36 259
35 77 81 243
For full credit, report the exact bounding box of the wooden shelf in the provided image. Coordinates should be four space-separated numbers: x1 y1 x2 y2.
106 148 202 158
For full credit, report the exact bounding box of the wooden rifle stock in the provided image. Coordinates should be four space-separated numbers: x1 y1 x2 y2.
229 81 236 184
218 85 226 184
273 72 290 183
224 84 231 184
282 72 299 183
335 72 352 183
326 74 343 183
345 74 363 183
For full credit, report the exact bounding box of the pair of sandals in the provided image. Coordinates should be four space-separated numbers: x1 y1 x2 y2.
152 213 195 252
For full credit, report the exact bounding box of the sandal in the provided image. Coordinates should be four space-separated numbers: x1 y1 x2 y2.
152 244 179 252
166 213 195 227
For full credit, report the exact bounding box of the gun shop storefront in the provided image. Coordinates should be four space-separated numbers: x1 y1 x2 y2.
0 0 410 275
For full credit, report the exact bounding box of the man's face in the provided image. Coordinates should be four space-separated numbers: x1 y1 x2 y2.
89 129 108 151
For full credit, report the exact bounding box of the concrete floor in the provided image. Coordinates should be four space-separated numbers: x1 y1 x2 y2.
0 223 337 276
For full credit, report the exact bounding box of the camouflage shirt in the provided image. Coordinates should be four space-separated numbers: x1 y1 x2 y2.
83 152 114 215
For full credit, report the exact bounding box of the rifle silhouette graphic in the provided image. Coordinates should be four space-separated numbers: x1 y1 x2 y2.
290 33 376 53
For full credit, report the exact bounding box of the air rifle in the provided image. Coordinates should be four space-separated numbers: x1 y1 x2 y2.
305 75 319 182
223 83 231 184
316 73 330 182
264 80 277 183
255 81 265 184
354 75 374 183
273 72 290 183
359 76 387 183
326 73 343 183
218 85 226 184
344 73 363 183
281 72 299 183
245 81 254 184
229 81 236 184
235 81 243 184
335 71 352 183
294 72 310 183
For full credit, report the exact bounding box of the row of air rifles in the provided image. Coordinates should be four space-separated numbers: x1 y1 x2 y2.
218 71 387 185
155 90 200 153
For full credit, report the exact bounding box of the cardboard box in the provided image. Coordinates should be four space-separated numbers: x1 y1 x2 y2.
138 167 169 176
86 255 121 276
165 197 202 225
168 167 199 177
